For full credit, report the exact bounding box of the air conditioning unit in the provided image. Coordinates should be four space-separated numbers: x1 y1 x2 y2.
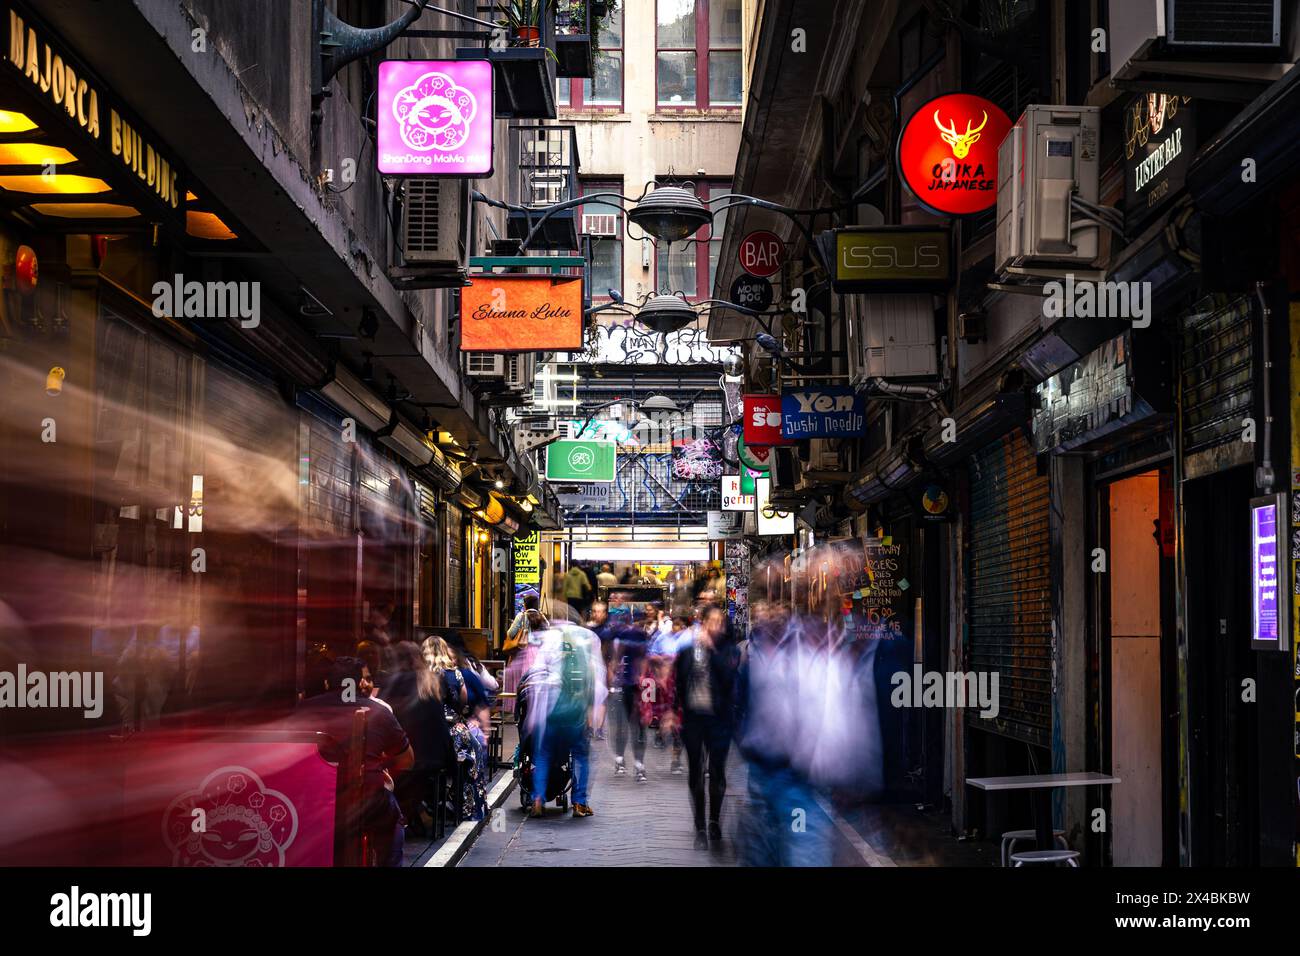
504 353 537 392
401 178 466 268
1109 0 1284 86
805 440 842 472
995 105 1101 277
848 294 938 384
464 353 507 379
582 213 618 236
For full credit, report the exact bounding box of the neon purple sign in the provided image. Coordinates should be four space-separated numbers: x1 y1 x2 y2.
377 59 494 177
1251 500 1279 645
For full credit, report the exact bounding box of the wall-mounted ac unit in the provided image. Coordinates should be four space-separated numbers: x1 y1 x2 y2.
805 440 841 472
464 353 507 379
582 213 618 236
401 178 466 268
995 105 1101 277
847 294 938 384
1109 0 1283 86
504 353 536 392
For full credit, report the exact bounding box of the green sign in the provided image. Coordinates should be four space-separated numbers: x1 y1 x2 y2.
545 439 617 482
513 531 540 584
737 435 772 473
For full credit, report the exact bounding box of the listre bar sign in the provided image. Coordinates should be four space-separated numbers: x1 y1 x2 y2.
4 5 184 221
460 273 584 352
897 92 1011 217
377 59 493 177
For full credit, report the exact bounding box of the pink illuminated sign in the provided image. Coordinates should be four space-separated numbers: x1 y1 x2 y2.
377 59 494 177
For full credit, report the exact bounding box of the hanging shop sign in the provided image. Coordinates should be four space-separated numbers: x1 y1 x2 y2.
460 273 584 351
754 476 794 537
513 530 540 584
736 435 772 472
376 58 493 176
1123 93 1194 229
1250 493 1290 652
730 273 774 312
738 230 785 278
545 439 616 483
2 3 185 225
916 482 952 522
781 385 866 439
721 474 754 511
743 394 793 447
706 509 744 540
897 92 1011 217
824 226 952 293
739 465 762 496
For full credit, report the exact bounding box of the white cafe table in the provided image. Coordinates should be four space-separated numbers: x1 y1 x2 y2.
966 772 1120 854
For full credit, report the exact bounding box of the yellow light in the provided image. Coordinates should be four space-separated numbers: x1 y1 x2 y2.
186 209 237 240
31 202 140 218
0 143 77 165
0 174 111 194
0 110 37 133
185 190 198 201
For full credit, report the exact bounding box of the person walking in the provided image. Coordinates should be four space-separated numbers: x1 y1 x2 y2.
562 564 593 619
607 619 649 783
527 623 603 818
595 563 618 589
674 605 739 849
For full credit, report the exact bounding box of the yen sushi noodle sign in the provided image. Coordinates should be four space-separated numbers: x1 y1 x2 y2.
460 274 584 351
897 92 1011 216
546 439 617 483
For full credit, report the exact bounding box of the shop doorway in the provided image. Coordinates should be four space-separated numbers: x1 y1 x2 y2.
1101 469 1176 866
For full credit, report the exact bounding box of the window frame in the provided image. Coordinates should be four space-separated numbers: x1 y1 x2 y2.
578 178 624 303
557 5 625 111
653 178 730 301
655 0 742 111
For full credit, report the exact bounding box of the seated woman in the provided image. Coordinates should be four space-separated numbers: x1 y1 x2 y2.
423 636 487 821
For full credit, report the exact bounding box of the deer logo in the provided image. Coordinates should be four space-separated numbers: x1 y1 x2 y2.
934 109 988 159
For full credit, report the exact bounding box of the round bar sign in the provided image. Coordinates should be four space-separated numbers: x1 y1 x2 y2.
738 230 784 277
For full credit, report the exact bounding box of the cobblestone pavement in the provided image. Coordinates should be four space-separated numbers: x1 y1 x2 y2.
460 728 752 867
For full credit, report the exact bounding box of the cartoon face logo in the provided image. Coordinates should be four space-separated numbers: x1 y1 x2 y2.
163 766 299 867
567 447 595 472
391 71 478 152
933 109 988 159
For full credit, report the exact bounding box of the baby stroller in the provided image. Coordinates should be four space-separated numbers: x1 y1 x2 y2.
514 668 573 810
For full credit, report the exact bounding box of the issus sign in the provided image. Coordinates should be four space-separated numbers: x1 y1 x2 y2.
377 59 494 176
897 92 1011 216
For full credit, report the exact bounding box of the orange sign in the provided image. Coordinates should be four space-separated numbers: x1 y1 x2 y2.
459 274 584 352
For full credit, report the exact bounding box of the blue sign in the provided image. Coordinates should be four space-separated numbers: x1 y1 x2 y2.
781 386 866 438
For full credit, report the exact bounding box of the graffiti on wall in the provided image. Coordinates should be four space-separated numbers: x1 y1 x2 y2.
564 322 739 366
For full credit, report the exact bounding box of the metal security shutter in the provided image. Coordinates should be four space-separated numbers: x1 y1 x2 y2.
1181 294 1253 464
966 429 1052 747
302 410 353 536
446 501 466 626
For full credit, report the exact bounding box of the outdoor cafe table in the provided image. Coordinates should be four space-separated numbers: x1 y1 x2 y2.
965 772 1120 853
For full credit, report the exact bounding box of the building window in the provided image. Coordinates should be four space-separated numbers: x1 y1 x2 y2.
656 0 741 108
556 4 624 109
656 180 729 300
580 180 623 301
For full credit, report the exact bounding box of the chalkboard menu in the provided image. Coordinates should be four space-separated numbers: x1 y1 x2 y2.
847 536 909 643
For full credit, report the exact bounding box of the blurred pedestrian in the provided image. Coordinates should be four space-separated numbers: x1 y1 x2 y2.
674 605 738 848
608 620 648 782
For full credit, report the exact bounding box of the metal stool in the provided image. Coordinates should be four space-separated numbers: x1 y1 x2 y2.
1011 849 1080 867
1001 829 1067 867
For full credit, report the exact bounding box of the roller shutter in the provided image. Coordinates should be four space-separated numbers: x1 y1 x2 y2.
966 429 1052 747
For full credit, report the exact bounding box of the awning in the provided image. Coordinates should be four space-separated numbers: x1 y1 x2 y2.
1187 64 1300 216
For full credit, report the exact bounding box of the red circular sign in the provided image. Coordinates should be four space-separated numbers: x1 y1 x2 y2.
897 93 1012 217
738 230 785 278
